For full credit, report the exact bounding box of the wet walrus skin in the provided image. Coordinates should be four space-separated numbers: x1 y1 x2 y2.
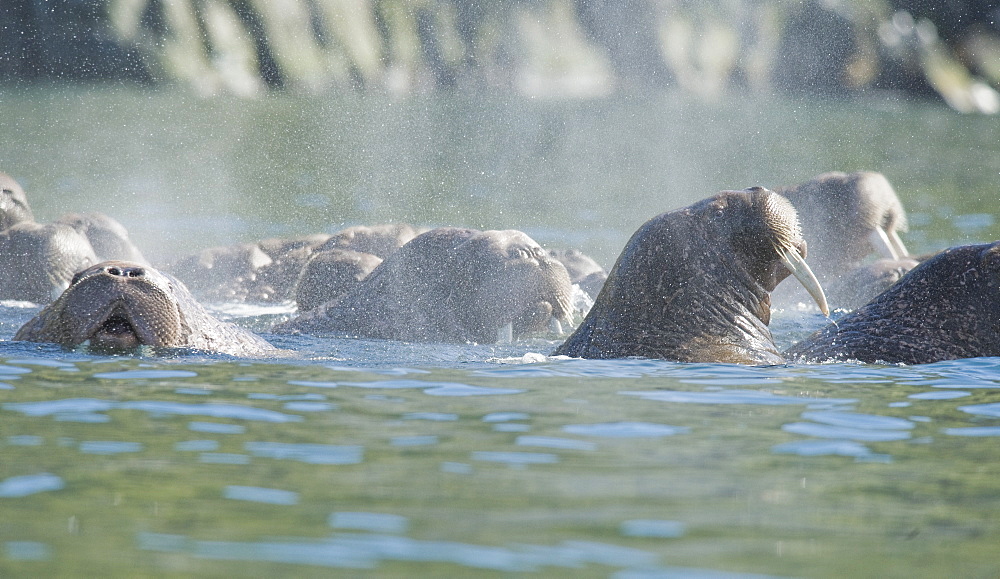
15 261 275 357
553 187 828 365
274 227 575 344
785 242 1000 365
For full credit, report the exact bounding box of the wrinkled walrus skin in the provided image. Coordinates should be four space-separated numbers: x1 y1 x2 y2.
553 187 827 365
273 227 575 344
784 242 1000 365
15 261 275 357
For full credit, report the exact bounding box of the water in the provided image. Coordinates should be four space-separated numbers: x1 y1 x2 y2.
1 86 1000 577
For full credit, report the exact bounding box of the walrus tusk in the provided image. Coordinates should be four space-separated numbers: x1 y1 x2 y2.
888 228 909 258
868 227 901 260
779 248 830 316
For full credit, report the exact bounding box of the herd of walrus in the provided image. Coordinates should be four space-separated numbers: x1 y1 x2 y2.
2 170 997 365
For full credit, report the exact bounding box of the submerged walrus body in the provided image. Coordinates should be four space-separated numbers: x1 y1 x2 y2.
274 227 575 344
554 187 828 364
785 242 1000 365
15 261 274 357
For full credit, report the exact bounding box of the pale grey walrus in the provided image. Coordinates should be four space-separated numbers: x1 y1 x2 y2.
0 222 97 303
273 227 575 344
0 172 147 301
0 172 35 230
773 170 912 309
167 224 422 303
15 261 275 356
553 187 828 364
56 212 148 264
784 242 1000 364
547 248 608 300
293 249 383 312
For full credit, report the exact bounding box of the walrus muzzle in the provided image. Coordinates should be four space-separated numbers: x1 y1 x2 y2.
15 262 186 350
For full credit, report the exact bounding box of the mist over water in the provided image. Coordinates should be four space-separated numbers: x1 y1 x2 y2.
2 86 997 267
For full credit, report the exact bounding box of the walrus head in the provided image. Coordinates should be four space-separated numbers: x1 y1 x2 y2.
778 171 909 275
554 187 827 364
452 230 575 341
0 172 35 230
14 261 186 351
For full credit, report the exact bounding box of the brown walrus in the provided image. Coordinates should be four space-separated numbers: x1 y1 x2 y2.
15 261 275 356
273 227 575 344
784 242 1000 364
553 187 828 364
0 172 35 230
0 222 97 303
773 170 912 309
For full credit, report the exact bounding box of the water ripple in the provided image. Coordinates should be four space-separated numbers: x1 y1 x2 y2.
781 423 911 442
942 427 1000 437
621 389 856 407
562 422 689 438
471 451 559 465
800 411 914 430
329 512 409 534
223 485 299 505
0 473 65 497
516 435 596 451
3 398 303 423
340 379 523 396
772 439 875 457
93 369 199 379
245 441 364 465
957 402 1000 418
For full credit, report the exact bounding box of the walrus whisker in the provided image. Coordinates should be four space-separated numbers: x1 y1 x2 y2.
778 247 830 316
868 227 900 260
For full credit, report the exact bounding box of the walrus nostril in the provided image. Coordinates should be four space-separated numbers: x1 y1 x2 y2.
105 265 145 278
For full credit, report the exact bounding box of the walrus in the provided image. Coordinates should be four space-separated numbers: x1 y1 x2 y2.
14 261 275 356
547 248 608 300
553 187 828 364
317 223 423 259
0 222 97 303
273 227 575 344
773 171 910 309
55 212 148 264
784 242 1000 364
0 172 34 230
293 248 383 312
166 225 421 303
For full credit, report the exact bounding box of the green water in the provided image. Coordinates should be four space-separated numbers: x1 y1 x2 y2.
1 86 999 577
